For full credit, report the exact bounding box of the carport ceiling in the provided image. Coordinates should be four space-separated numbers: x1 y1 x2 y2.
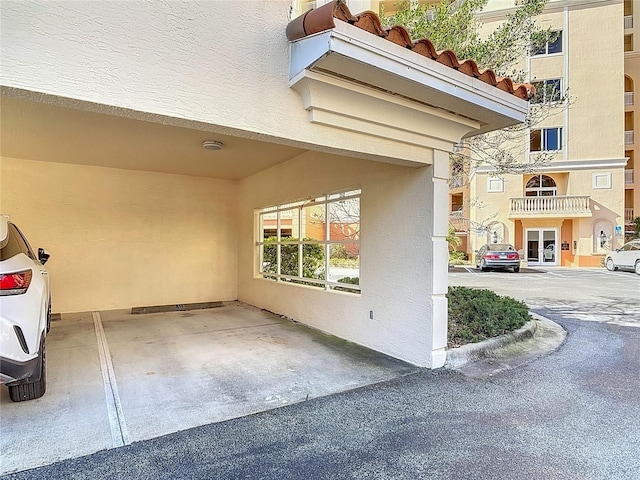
0 96 306 180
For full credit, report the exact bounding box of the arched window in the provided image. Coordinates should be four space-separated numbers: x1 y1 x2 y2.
525 175 557 197
625 75 634 106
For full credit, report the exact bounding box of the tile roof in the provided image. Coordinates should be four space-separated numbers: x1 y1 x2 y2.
286 0 535 100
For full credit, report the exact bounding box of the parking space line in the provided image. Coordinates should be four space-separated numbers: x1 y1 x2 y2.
93 312 130 447
463 266 478 276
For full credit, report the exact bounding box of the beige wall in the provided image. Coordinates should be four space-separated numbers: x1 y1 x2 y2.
237 151 447 367
0 157 239 312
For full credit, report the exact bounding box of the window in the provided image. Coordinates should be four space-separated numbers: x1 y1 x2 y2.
530 128 562 152
525 175 557 197
531 30 563 56
257 190 361 293
487 176 504 193
0 223 36 261
592 173 612 189
531 79 562 104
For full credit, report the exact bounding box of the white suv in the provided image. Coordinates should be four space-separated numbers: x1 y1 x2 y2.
605 239 640 275
0 215 51 401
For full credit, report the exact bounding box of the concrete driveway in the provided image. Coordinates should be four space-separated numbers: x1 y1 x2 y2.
0 302 416 475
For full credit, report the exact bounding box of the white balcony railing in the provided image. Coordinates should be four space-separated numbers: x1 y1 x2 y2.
626 208 635 223
625 91 634 106
625 15 633 30
509 195 591 218
625 130 635 145
626 169 634 184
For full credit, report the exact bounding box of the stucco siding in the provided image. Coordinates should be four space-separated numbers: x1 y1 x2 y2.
0 157 238 312
237 151 440 367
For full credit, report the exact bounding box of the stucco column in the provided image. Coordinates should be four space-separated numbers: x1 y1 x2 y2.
430 149 450 367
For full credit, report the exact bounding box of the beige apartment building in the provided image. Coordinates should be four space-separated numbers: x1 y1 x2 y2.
624 0 640 238
451 0 629 267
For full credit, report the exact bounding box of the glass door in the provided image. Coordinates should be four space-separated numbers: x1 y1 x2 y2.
526 229 557 266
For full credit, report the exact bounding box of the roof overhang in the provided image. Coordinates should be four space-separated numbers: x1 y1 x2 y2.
289 20 530 140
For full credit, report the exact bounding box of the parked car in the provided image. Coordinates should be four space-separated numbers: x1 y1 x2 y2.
604 239 640 275
0 215 51 401
475 243 521 272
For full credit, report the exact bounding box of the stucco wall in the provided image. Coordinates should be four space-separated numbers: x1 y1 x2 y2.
0 157 238 312
237 151 442 367
0 0 434 166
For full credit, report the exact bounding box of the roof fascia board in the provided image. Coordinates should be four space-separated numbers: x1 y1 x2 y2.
289 22 529 136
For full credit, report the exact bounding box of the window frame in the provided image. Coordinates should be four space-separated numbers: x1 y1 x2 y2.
256 189 361 294
531 78 562 104
530 127 563 153
531 30 563 56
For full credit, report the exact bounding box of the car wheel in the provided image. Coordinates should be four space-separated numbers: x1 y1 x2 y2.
605 258 616 271
8 339 46 402
513 266 520 273
480 260 487 272
635 261 640 276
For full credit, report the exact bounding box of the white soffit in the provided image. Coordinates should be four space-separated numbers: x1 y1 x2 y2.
289 21 529 139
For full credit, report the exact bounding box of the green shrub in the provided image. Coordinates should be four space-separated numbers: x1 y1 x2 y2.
263 237 325 280
334 276 360 294
447 286 531 348
448 250 469 265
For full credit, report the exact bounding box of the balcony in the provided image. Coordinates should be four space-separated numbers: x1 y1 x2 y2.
625 130 635 145
509 195 592 218
625 92 634 106
626 169 634 184
626 208 635 223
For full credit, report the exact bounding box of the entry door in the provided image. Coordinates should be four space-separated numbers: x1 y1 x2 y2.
526 229 557 266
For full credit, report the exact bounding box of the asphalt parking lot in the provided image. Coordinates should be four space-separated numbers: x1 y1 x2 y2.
0 302 415 476
3 267 638 479
449 266 640 327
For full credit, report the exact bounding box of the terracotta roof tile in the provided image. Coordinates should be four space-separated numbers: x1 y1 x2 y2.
286 0 535 100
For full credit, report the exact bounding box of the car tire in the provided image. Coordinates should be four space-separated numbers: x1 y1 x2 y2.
605 258 616 271
635 261 640 276
513 266 520 273
480 260 487 272
8 338 46 402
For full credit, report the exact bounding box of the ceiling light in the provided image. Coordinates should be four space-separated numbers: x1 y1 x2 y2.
202 140 223 151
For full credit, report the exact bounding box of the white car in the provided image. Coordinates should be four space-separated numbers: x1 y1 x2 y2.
604 239 640 275
0 215 51 401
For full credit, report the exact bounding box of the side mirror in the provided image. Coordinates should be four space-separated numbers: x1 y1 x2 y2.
38 248 50 265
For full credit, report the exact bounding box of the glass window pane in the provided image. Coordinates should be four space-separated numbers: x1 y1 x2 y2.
530 130 542 152
541 175 556 187
544 128 561 150
526 175 540 188
548 31 562 54
261 212 277 240
549 79 561 101
329 250 360 294
279 243 299 277
280 208 298 239
329 197 360 241
302 203 326 241
261 240 278 275
302 243 325 280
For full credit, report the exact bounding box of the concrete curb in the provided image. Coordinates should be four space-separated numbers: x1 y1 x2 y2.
445 312 550 369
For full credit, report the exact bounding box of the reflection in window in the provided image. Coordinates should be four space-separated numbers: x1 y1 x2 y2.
257 190 361 293
531 30 562 56
531 79 562 104
530 128 562 152
525 175 557 197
